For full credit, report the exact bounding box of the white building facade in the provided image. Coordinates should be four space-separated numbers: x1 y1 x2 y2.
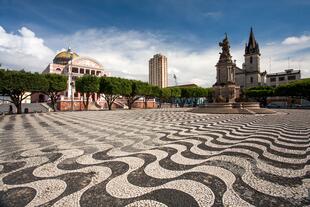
41 48 110 102
266 69 301 87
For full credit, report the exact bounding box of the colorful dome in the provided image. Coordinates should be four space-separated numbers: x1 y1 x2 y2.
53 48 79 65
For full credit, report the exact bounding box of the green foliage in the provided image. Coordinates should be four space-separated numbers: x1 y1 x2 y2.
160 88 171 101
247 86 274 91
170 87 181 98
43 74 67 111
0 69 6 95
245 86 274 106
180 87 209 98
139 83 160 108
100 77 130 96
275 79 310 99
99 77 131 110
150 86 161 98
245 89 274 98
244 79 310 102
178 87 210 107
1 70 48 93
75 75 99 110
0 69 48 113
122 80 146 109
158 87 181 107
75 75 99 94
43 73 67 93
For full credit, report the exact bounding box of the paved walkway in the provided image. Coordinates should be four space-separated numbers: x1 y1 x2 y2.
0 109 310 206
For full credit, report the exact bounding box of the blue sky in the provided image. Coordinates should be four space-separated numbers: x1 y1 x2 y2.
0 0 310 86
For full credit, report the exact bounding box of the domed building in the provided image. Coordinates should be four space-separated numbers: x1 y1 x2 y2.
32 48 110 110
43 48 109 77
32 48 156 110
53 49 79 65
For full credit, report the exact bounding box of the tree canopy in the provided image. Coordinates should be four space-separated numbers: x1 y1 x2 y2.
100 77 131 110
275 79 310 99
43 73 68 111
75 75 99 110
0 69 48 113
122 79 146 109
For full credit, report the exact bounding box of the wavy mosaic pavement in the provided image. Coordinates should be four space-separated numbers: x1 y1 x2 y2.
0 109 310 207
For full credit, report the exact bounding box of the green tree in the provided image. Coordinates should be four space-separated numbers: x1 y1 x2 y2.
75 75 99 110
246 86 274 106
178 87 210 107
100 77 131 110
180 87 193 107
169 87 181 107
122 80 145 110
157 88 171 108
275 79 310 99
0 69 5 96
191 87 209 106
42 73 67 111
0 70 48 114
140 84 161 108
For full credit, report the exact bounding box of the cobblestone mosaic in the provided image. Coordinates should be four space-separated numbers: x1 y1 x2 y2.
0 109 310 206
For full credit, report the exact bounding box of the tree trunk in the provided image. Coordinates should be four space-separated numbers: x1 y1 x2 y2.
81 93 86 110
16 101 22 114
108 102 112 110
144 98 148 109
85 93 90 111
127 99 132 110
193 98 198 107
51 95 57 112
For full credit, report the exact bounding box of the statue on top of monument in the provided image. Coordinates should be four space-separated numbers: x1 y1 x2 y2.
219 33 232 61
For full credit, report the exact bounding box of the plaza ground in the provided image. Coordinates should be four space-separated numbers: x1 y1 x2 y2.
0 109 309 206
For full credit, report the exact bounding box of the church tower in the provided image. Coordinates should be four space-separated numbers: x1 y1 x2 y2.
236 27 266 88
243 27 260 72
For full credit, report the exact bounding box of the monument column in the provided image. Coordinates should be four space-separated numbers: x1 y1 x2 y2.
213 34 240 103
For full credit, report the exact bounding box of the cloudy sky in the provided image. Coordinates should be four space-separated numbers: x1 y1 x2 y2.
0 0 310 86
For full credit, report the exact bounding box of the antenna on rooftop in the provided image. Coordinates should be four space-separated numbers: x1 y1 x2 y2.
269 57 271 73
173 74 178 86
287 57 291 68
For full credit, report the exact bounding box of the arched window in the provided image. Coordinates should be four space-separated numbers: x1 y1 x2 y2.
250 56 253 64
56 68 61 71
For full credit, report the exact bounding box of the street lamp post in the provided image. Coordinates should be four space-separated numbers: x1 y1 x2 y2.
69 49 74 111
70 80 74 111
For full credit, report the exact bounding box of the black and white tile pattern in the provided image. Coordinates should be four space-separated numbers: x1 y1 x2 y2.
0 109 310 207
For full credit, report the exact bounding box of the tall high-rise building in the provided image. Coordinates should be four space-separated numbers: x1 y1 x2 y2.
149 54 168 88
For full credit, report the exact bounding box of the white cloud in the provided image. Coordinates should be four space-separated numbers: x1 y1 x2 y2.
0 26 54 70
1 26 310 87
282 35 310 45
260 35 310 76
47 28 220 86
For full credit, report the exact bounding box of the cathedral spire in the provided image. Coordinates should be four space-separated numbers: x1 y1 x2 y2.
245 27 260 55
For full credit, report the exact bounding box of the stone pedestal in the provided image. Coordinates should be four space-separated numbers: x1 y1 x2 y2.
213 84 240 103
205 103 233 109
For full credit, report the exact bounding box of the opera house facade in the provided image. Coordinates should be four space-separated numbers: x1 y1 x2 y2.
32 48 111 110
32 48 156 110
